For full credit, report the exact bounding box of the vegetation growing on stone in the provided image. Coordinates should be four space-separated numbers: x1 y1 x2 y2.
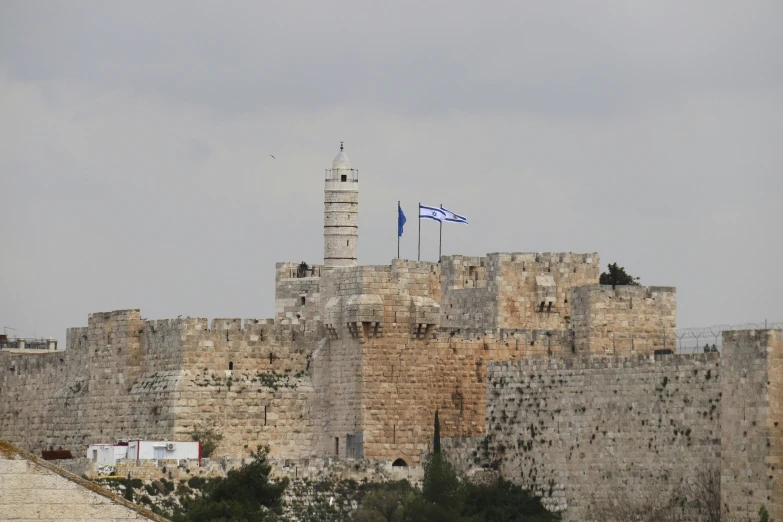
599 262 640 288
188 422 224 458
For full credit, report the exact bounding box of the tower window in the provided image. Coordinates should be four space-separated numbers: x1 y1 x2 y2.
347 240 349 246
335 437 339 455
341 174 347 182
229 361 233 370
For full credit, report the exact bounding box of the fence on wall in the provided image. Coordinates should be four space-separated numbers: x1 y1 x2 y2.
675 321 783 354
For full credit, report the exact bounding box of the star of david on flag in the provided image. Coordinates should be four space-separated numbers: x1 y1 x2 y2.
419 205 447 222
441 206 468 225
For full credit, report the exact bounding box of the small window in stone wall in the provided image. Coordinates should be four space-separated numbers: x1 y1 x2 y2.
300 295 306 306
335 437 339 456
341 174 347 182
229 361 233 370
264 405 267 426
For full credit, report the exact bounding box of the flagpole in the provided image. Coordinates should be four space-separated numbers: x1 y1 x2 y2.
439 204 443 261
417 202 421 261
397 201 400 259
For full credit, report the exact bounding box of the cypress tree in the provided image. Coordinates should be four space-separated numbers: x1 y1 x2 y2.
433 409 441 454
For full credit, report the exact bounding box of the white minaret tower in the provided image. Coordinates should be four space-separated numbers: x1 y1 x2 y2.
324 142 359 268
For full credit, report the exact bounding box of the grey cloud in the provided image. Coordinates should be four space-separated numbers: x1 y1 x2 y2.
2 2 782 118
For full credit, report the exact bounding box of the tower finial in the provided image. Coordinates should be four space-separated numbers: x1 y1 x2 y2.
340 141 344 151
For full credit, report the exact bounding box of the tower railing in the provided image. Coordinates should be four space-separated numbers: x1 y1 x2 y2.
325 169 359 182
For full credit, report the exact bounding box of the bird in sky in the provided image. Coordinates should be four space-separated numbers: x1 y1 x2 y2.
270 154 275 159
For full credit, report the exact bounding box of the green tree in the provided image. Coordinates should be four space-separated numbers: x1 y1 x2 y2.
461 479 559 522
188 422 224 458
353 482 414 522
759 505 770 522
599 262 640 288
433 409 441 454
172 445 288 522
422 410 462 510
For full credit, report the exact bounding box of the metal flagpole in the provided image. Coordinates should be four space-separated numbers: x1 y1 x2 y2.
397 201 400 259
439 204 443 260
417 202 421 261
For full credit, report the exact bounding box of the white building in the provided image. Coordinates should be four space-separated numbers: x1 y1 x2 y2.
127 440 201 462
86 444 129 466
87 440 201 466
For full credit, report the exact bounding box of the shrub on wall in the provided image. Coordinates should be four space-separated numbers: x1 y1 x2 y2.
188 422 224 458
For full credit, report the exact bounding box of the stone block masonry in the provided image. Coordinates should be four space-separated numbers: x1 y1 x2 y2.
1 252 681 471
483 353 721 520
571 285 677 356
481 329 782 521
0 308 320 460
440 252 600 331
0 440 166 521
720 329 783 521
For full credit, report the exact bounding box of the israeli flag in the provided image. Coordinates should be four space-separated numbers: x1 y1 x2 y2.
441 206 468 225
419 205 447 222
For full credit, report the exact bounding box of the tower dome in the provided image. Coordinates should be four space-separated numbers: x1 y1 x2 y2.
333 142 351 169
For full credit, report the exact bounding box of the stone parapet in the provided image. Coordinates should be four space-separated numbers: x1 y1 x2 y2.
571 284 676 356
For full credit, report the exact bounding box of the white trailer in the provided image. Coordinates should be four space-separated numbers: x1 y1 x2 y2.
127 440 201 463
86 444 130 466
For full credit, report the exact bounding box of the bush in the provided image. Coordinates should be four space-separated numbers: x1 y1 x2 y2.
599 262 640 288
188 422 224 458
188 476 207 489
172 446 288 522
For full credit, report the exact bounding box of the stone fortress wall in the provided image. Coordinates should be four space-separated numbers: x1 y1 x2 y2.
2 252 679 464
1 309 319 460
482 351 722 518
474 328 782 521
5 267 778 519
1 146 779 520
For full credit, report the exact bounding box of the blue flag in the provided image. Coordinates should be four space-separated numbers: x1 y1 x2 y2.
398 204 407 236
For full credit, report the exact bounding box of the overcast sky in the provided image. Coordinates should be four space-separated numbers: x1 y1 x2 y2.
1 1 781 342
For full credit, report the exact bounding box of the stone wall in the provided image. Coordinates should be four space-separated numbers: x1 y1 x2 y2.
484 353 722 520
440 252 600 331
0 440 165 521
571 285 677 356
1 249 690 510
0 309 319 460
720 329 783 521
275 261 323 324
